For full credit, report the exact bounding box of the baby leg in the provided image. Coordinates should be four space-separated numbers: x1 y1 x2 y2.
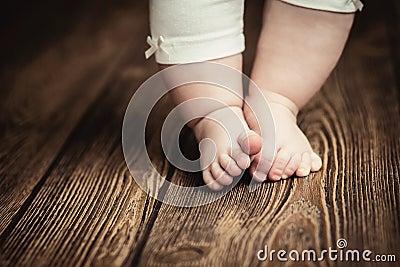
148 0 262 190
245 0 357 181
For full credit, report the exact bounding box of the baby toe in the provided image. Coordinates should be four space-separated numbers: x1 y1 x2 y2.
281 152 301 179
219 154 242 177
296 152 311 177
211 162 233 186
249 157 268 182
253 171 268 182
269 149 291 181
251 151 274 181
238 130 263 156
203 169 223 191
310 152 322 172
232 148 251 169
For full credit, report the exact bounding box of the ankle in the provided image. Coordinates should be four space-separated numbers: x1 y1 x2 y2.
265 91 299 117
191 105 244 139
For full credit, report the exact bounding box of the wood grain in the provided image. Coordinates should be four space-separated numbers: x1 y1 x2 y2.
0 1 172 265
0 0 399 266
135 2 400 267
0 2 146 236
0 52 166 266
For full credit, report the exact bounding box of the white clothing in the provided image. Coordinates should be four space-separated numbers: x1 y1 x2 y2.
146 0 363 64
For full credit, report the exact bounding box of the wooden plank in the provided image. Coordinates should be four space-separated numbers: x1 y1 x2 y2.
1 0 399 266
0 0 179 265
387 0 400 104
0 43 169 266
0 2 145 236
136 2 400 267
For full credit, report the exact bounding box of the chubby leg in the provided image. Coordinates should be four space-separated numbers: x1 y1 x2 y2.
163 54 262 190
148 0 263 190
245 0 354 181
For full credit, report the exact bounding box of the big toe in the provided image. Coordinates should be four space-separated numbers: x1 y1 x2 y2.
250 153 273 182
238 130 262 156
269 149 291 181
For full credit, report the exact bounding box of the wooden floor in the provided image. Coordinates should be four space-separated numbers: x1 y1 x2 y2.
0 0 399 266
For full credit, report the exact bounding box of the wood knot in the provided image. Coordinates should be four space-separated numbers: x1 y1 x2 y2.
157 245 208 263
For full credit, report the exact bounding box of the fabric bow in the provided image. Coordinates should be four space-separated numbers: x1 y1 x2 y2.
145 36 166 59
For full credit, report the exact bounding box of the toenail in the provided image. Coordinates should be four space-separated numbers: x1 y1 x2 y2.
281 174 288 179
298 168 308 176
272 175 281 181
247 130 258 137
253 171 267 181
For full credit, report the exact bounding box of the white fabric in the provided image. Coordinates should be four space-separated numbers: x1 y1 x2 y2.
281 0 363 13
148 0 245 64
147 0 363 64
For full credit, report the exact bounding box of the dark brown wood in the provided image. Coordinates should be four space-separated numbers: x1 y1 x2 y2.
135 2 400 267
0 0 399 266
0 2 153 238
0 69 166 266
0 1 166 265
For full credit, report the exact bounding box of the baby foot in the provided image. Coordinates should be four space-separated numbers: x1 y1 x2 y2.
244 92 322 182
192 106 262 190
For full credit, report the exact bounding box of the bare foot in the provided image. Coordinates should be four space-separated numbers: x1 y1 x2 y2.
193 106 262 190
163 54 262 190
244 93 322 182
244 0 354 181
